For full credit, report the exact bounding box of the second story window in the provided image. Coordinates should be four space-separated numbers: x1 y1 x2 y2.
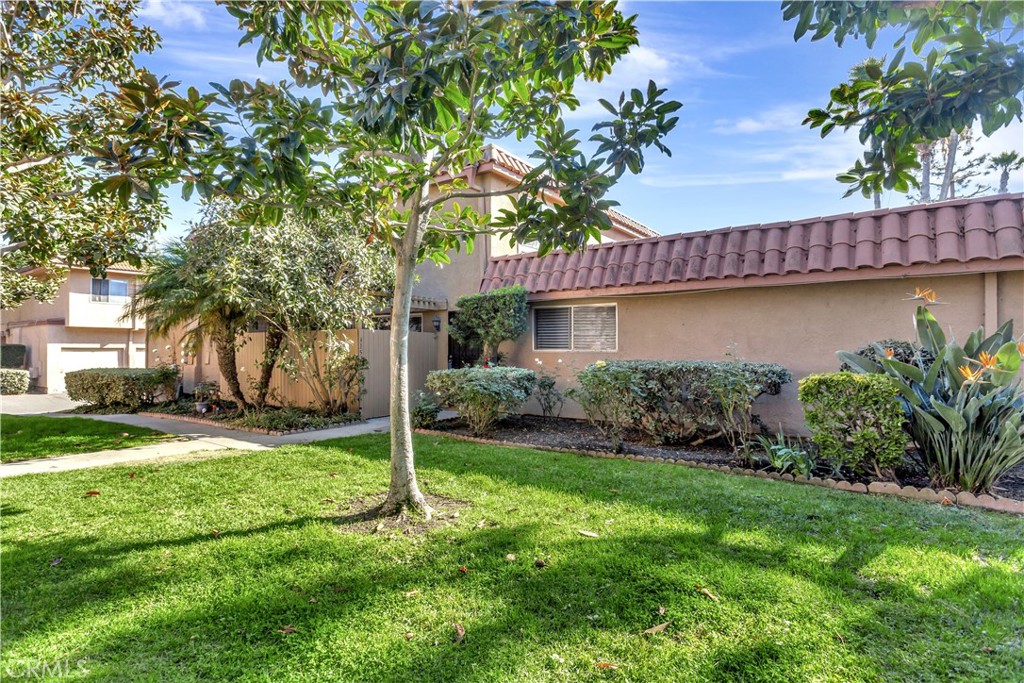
91 278 129 303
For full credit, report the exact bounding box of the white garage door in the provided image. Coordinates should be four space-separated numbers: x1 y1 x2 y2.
55 348 121 392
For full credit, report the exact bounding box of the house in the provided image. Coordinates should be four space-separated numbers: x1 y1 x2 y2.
1 265 147 392
481 192 1024 430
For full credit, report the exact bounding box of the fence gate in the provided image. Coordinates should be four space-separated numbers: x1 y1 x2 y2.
358 329 440 419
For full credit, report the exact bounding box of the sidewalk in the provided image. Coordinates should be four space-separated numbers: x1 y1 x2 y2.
0 415 393 478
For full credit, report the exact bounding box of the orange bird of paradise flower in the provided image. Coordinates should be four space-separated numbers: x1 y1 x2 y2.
959 365 985 383
904 287 943 305
883 348 896 359
976 351 998 369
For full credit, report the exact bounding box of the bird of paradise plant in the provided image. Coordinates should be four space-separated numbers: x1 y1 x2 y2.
839 291 1024 493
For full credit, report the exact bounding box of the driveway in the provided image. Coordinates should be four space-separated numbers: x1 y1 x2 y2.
0 392 82 415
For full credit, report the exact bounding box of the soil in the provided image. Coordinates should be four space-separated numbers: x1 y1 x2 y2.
334 493 470 535
431 415 1024 502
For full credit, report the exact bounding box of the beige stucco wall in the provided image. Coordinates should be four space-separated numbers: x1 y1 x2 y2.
503 270 1024 433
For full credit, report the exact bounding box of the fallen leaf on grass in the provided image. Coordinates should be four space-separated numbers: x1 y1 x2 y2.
643 621 671 635
695 585 719 602
595 662 618 669
50 557 63 567
333 586 349 593
458 565 469 574
309 597 317 603
981 646 995 654
119 432 130 437
658 606 666 616
404 590 421 598
129 473 135 479
328 472 338 478
534 558 548 568
277 625 297 634
834 631 846 643
476 519 486 529
404 632 415 640
212 529 221 538
83 490 100 497
578 530 599 538
453 623 466 644
321 498 336 504
506 553 517 563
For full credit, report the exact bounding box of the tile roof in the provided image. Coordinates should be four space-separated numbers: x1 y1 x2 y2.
479 145 659 239
480 194 1024 297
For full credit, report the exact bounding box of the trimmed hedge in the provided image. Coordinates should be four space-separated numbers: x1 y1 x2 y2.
65 366 179 411
566 360 792 452
1 344 27 369
426 366 536 436
0 369 30 395
798 372 909 478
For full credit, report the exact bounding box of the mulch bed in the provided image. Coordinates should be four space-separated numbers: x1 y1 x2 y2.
432 415 1024 502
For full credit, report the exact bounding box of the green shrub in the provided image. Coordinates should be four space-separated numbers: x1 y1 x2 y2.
236 408 358 432
1 344 27 369
426 367 536 436
756 431 816 477
798 372 908 478
0 369 30 394
839 339 934 373
839 300 1024 493
566 360 791 453
533 370 564 418
449 286 528 364
411 390 440 429
65 366 179 411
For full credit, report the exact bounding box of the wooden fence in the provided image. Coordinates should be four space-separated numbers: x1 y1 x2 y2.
234 328 440 418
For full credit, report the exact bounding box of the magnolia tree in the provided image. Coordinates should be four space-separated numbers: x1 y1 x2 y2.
783 1 1024 200
76 1 680 517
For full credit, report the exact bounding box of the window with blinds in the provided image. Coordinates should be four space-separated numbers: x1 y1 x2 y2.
533 305 616 351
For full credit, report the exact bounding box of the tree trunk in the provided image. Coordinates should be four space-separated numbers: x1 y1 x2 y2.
382 199 433 518
253 324 285 409
938 130 959 201
873 191 881 210
999 169 1009 194
917 143 932 202
213 328 249 410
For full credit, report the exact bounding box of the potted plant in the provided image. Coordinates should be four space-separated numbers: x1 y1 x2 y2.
194 381 220 415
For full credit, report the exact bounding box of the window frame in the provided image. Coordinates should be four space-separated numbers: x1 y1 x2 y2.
532 303 618 353
90 277 130 304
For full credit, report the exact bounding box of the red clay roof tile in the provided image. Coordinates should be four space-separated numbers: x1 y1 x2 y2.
481 194 1024 296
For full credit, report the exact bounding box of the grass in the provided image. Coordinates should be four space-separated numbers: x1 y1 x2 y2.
0 414 171 463
1 434 1022 682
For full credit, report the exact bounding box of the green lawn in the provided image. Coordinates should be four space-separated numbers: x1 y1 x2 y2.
0 414 171 463
1 435 1021 682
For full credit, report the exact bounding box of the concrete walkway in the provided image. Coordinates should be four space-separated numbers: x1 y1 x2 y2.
0 414 393 478
1 392 82 415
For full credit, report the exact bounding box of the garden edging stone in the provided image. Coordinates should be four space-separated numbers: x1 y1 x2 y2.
414 428 1024 515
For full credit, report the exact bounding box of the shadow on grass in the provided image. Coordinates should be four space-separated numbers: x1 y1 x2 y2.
1 434 1021 682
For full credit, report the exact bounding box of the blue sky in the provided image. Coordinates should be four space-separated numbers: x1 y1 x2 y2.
137 0 1024 240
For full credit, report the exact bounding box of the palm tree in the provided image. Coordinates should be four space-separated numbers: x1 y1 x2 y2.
988 151 1023 194
130 239 252 410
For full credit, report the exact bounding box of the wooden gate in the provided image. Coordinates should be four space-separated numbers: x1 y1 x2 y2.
359 329 439 418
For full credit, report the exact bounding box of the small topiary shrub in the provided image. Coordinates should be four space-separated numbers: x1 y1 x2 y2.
426 366 536 436
1 344 28 369
566 360 792 453
411 390 440 429
65 366 179 411
798 372 909 478
0 369 30 394
839 339 934 372
448 286 528 364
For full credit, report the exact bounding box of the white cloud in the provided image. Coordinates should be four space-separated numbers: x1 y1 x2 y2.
139 0 207 30
711 104 810 135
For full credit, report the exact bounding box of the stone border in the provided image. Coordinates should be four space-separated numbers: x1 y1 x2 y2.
414 429 1023 515
138 412 363 437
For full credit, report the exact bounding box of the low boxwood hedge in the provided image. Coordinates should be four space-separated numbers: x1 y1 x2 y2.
65 366 179 411
0 369 30 395
426 367 536 436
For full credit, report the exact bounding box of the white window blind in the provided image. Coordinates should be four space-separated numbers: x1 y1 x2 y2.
534 307 571 350
571 305 616 351
534 305 616 351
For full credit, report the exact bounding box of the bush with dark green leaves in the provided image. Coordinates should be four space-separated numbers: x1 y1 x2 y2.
448 286 528 364
1 344 27 369
0 369 30 395
65 366 179 411
411 390 441 429
798 372 908 478
426 367 536 436
567 360 792 452
839 339 934 372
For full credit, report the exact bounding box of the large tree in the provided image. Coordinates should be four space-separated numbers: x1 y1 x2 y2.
0 0 216 309
783 1 1024 200
199 1 681 517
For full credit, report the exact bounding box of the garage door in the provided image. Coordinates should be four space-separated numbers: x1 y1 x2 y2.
55 348 121 392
